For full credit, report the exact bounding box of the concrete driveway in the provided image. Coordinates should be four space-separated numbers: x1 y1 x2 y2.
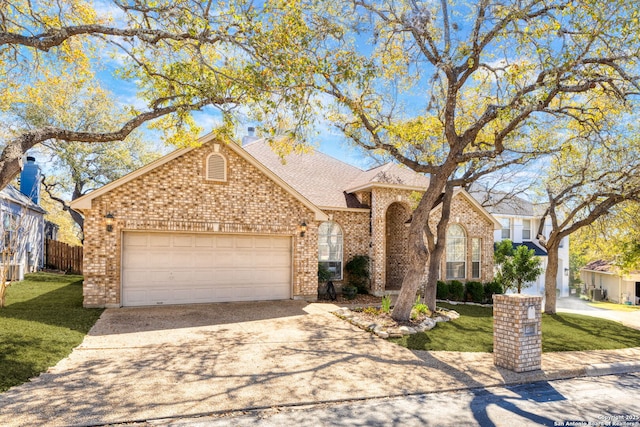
557 297 640 330
0 301 484 427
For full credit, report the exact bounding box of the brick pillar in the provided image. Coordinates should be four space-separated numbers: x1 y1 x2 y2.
493 294 542 373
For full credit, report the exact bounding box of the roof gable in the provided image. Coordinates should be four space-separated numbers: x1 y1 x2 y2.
451 189 502 230
70 134 328 221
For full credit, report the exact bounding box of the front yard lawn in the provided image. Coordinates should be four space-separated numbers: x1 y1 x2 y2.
391 303 640 352
0 273 103 392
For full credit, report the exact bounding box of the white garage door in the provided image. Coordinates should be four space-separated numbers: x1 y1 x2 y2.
122 232 292 306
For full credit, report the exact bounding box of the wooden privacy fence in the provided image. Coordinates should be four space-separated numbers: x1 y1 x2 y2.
45 239 83 274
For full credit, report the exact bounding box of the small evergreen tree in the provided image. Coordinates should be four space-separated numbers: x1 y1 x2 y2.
494 240 543 294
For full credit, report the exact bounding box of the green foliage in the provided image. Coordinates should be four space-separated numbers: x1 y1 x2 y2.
436 280 449 300
381 294 392 314
448 280 464 301
0 273 103 392
341 285 358 300
390 303 640 353
465 281 484 303
317 263 332 283
411 301 430 321
345 255 370 294
484 281 504 302
494 240 543 293
362 306 380 316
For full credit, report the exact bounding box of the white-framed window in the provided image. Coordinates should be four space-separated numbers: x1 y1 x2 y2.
318 221 343 280
205 153 227 181
500 217 511 240
2 211 17 251
446 224 466 280
471 238 481 279
522 219 531 240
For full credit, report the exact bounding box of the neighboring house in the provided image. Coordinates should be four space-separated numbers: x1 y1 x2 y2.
580 260 640 305
0 157 46 280
470 189 570 298
70 133 500 308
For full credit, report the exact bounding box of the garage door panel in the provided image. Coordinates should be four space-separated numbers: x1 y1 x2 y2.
216 236 235 248
149 234 171 247
122 232 291 306
195 236 214 247
235 236 254 248
173 235 194 247
125 233 148 246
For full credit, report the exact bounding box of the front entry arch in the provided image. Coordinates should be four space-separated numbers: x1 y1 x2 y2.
385 202 411 291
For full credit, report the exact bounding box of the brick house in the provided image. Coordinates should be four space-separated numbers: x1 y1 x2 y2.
71 133 499 308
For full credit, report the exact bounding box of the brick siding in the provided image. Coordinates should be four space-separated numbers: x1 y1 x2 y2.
82 141 317 307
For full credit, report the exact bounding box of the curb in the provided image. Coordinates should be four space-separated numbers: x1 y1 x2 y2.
585 361 640 377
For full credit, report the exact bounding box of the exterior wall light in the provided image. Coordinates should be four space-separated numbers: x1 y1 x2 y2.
299 221 307 237
105 213 115 232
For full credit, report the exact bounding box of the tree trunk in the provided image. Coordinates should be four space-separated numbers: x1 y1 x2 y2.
423 183 454 311
424 243 445 312
544 242 560 313
391 189 441 321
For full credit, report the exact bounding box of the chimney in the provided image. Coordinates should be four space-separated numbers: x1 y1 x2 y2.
20 156 41 205
241 126 260 146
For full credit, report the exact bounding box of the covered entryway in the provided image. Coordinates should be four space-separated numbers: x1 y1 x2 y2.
121 232 291 306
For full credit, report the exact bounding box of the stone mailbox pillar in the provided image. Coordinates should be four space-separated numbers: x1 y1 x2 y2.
493 294 542 373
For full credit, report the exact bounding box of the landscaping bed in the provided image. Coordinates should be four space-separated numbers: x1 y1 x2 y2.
0 273 104 392
334 300 640 353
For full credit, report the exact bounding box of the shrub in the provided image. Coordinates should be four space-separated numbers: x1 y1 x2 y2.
345 255 370 294
465 281 484 303
342 285 358 300
484 281 503 303
318 263 332 283
381 294 392 313
436 280 449 300
449 280 464 301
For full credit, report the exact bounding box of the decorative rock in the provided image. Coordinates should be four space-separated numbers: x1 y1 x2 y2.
419 318 437 331
332 306 457 339
439 309 460 319
375 331 389 339
399 326 416 335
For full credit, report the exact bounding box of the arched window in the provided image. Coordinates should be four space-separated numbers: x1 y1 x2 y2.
205 153 227 181
318 221 343 280
446 224 467 280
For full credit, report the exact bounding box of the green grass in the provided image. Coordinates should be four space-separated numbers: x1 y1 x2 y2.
587 301 640 312
390 303 640 353
0 273 104 392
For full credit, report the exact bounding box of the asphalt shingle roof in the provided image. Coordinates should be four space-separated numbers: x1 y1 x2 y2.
0 185 46 214
468 187 536 216
244 140 429 209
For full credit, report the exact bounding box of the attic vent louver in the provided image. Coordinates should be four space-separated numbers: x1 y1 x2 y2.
206 153 226 181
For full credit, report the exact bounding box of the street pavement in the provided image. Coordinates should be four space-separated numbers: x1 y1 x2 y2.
134 372 640 427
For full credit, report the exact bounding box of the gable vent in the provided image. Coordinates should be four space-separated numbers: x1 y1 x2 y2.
206 153 226 181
